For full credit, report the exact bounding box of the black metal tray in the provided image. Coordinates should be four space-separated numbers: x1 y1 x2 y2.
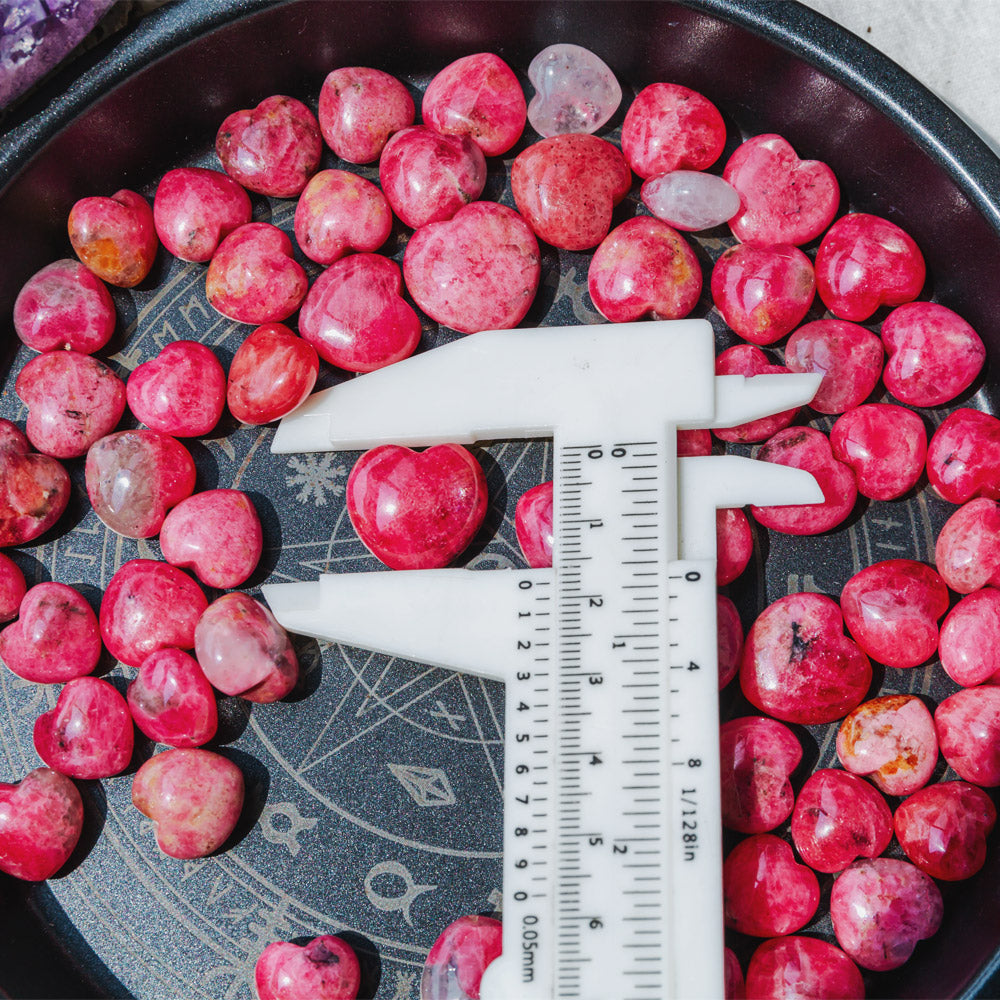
1 2 999 997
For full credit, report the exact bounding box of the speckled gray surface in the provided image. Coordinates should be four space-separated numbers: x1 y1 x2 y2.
1 3 1000 999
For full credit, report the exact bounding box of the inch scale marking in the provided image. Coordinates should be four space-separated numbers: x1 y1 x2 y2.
262 321 822 1000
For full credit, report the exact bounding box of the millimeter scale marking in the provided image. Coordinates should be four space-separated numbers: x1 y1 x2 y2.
262 320 822 1000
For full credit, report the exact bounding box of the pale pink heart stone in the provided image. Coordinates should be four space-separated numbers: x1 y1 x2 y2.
255 936 361 1000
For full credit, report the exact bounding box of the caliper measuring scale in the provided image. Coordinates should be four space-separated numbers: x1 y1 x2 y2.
263 319 822 1000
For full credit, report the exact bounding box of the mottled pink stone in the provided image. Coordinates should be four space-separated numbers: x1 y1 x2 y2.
33 676 134 780
0 553 26 623
255 936 361 1000
227 323 319 425
403 201 541 334
293 169 392 265
723 833 819 938
723 134 839 246
740 592 871 725
420 915 502 1000
511 133 632 251
710 243 815 345
587 216 701 322
894 781 996 881
127 340 226 437
68 188 158 288
422 52 526 156
299 253 421 372
926 408 1000 504
85 430 196 539
640 170 741 232
750 427 857 536
205 223 308 325
215 95 321 198
153 167 252 262
0 581 100 683
745 937 865 1000
379 126 486 230
318 66 415 164
724 947 745 1000
719 715 801 834
13 259 115 354
881 301 985 406
717 595 744 690
194 592 298 703
717 507 753 586
100 559 207 668
791 767 892 874
127 648 218 748
836 695 938 796
678 428 712 456
347 444 488 570
712 346 800 443
131 747 244 859
515 481 553 568
0 419 70 547
526 43 621 138
159 489 263 589
0 767 83 881
16 350 126 459
938 587 1000 685
935 498 1000 593
621 82 726 179
830 404 927 501
815 213 926 322
935 685 1000 786
830 858 943 972
839 559 948 668
784 319 883 415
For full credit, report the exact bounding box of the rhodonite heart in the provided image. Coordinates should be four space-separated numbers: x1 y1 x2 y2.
255 936 361 1000
347 444 488 570
724 133 839 246
0 767 84 881
403 202 540 334
0 419 70 547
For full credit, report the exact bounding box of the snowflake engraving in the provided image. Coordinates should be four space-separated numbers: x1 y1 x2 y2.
285 454 347 506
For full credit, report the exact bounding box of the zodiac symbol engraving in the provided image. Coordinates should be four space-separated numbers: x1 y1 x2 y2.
388 763 456 807
258 801 319 856
364 860 436 926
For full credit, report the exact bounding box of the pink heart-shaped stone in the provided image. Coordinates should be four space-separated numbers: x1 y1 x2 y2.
514 481 553 568
0 581 100 683
746 937 865 1000
720 716 801 834
126 340 226 438
298 253 421 372
723 833 819 937
131 748 244 859
926 408 1000 504
16 350 126 459
724 133 839 246
712 345 799 444
347 444 488 570
0 419 70 547
206 223 308 325
215 95 321 198
194 592 298 703
403 201 540 334
85 429 196 539
749 426 857 535
422 915 502 1000
68 188 158 288
34 676 134 780
894 780 997 881
791 768 893 873
255 936 361 1000
511 133 632 251
830 858 943 971
0 767 84 881
740 592 871 725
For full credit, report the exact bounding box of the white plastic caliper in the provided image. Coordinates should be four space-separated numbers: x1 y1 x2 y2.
262 320 822 1000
